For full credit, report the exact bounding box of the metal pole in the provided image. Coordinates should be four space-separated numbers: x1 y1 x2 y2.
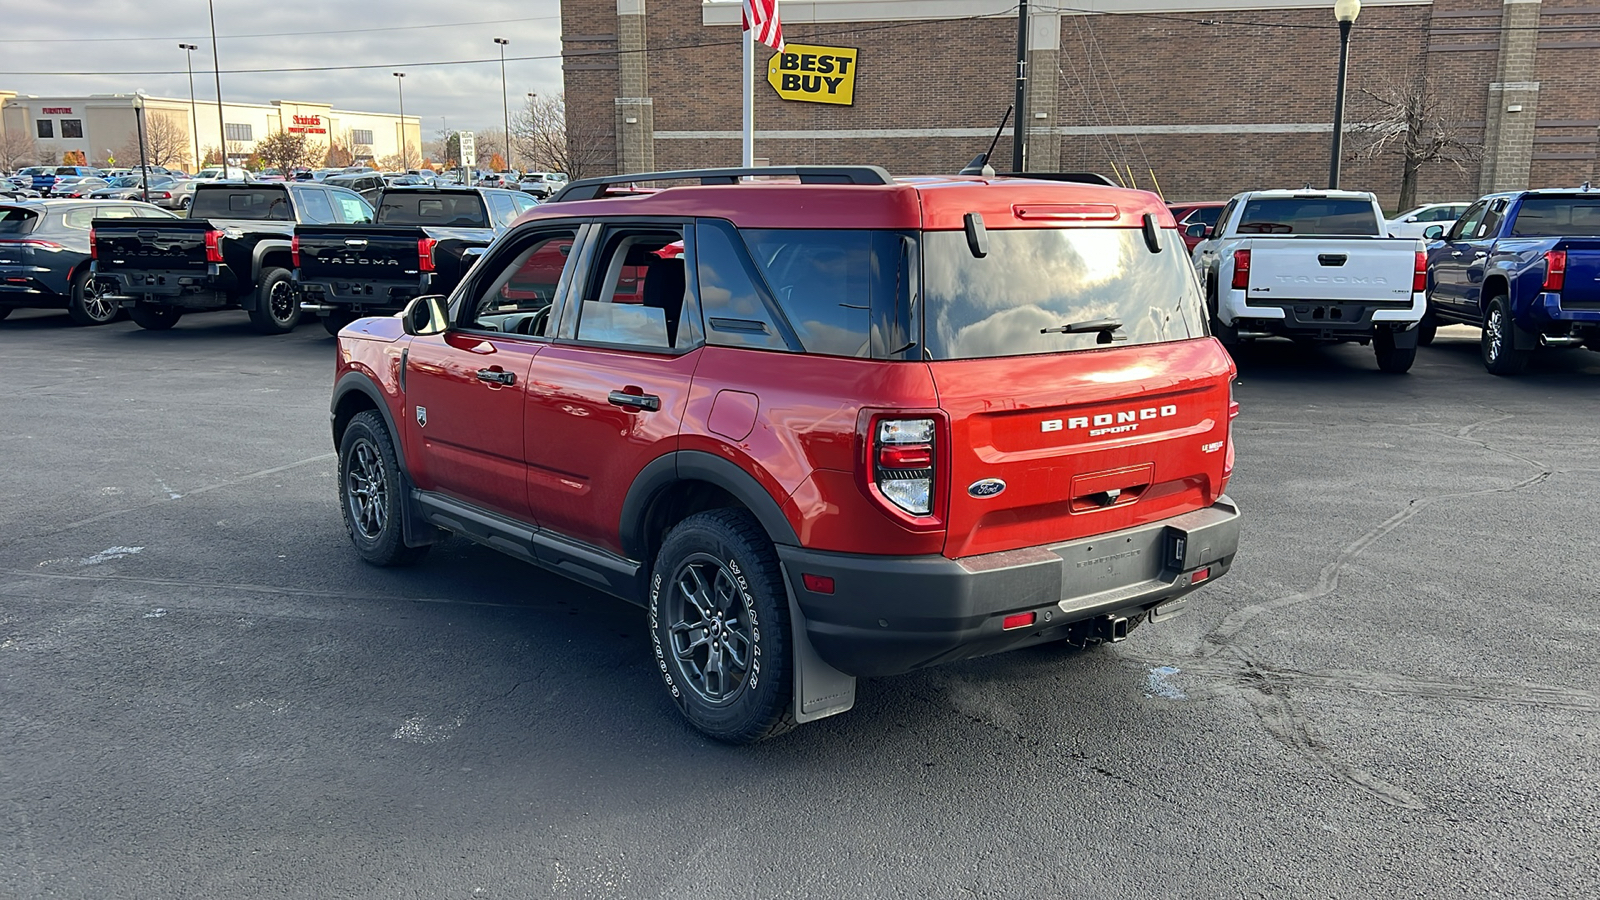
181 45 200 173
1328 19 1352 190
394 73 407 170
495 38 511 174
208 0 225 167
134 100 149 203
742 29 753 168
1012 0 1029 172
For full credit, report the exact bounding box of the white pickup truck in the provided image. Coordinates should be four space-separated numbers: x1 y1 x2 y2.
1189 189 1428 373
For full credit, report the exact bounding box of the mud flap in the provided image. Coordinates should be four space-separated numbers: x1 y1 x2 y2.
1387 324 1420 350
780 562 856 724
1511 318 1541 351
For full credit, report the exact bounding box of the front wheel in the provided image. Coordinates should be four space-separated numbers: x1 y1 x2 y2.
1374 328 1416 374
247 266 301 334
338 410 429 567
650 509 796 744
128 303 182 330
1481 298 1530 376
67 270 119 326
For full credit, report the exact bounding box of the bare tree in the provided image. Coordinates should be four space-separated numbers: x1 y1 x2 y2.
253 129 320 176
0 129 38 170
121 112 193 169
325 129 356 167
512 93 607 179
1348 75 1481 211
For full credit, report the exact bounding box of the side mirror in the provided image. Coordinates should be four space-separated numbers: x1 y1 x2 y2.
1185 222 1209 240
402 295 450 336
1423 225 1445 241
1405 216 1420 223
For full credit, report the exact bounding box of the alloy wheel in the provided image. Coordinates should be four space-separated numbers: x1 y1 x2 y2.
1485 308 1504 362
667 554 755 704
82 278 116 322
269 280 296 321
344 437 388 539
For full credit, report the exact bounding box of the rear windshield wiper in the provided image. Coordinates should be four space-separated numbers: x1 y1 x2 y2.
1040 318 1126 343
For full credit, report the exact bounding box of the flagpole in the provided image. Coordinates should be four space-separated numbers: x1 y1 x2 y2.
742 28 754 167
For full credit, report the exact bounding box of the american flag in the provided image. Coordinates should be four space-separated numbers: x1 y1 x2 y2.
743 0 784 52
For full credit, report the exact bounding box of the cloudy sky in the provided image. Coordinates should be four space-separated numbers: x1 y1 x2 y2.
0 0 565 138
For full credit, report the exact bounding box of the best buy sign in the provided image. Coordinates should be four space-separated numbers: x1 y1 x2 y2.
767 44 858 106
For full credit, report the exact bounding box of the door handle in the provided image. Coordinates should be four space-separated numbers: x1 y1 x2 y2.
1450 251 1462 257
608 390 661 412
1472 252 1487 260
476 367 515 386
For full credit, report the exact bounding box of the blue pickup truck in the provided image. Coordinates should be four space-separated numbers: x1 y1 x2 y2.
1422 187 1600 374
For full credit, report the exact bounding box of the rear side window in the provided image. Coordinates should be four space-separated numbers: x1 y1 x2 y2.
1190 206 1223 227
191 187 293 220
485 192 519 228
693 220 793 352
743 228 916 358
0 208 40 234
295 189 335 225
1511 197 1600 237
378 192 490 227
1237 198 1379 235
922 228 1205 360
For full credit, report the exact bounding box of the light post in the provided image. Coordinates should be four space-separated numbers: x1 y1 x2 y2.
526 93 537 172
494 37 511 174
131 93 150 203
393 72 407 170
1328 0 1361 190
179 44 201 172
208 0 226 166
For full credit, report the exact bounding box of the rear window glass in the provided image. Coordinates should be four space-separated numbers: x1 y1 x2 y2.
922 228 1205 360
1511 198 1600 237
190 187 293 220
1237 198 1379 235
0 208 40 234
377 192 489 227
742 229 916 358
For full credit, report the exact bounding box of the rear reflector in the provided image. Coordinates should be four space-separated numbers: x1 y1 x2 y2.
1002 611 1036 631
1231 249 1251 290
877 444 932 470
1543 250 1566 292
1191 567 1211 584
801 573 835 594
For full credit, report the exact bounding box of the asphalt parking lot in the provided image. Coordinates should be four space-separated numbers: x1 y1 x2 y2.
2 309 1597 899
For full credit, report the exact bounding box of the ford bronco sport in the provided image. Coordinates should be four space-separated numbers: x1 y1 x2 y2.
329 166 1242 743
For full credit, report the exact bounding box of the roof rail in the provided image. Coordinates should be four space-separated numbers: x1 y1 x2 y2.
549 165 895 202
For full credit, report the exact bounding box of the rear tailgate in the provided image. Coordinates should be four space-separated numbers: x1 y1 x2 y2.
295 225 429 281
91 218 211 274
1554 239 1600 308
1244 237 1419 303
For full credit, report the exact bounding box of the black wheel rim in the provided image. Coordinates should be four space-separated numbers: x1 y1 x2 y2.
345 437 387 539
82 278 115 322
667 553 754 705
269 280 296 321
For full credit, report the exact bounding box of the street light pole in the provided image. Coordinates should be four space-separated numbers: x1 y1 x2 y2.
132 93 150 203
1012 0 1029 172
1328 0 1361 190
179 44 201 173
393 72 407 170
494 38 511 173
208 0 226 167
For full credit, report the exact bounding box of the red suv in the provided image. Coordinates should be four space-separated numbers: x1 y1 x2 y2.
330 166 1242 743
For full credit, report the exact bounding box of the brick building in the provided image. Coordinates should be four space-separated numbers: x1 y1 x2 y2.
561 0 1600 207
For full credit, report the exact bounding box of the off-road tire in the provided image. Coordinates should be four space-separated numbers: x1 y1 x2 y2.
322 310 357 336
649 509 797 744
1374 328 1416 374
67 270 118 326
1481 297 1530 376
247 266 301 334
338 410 429 567
128 303 182 330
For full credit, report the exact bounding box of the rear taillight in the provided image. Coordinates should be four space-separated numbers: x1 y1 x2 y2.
290 234 300 268
1543 250 1566 292
156 191 171 200
89 227 96 260
1231 249 1251 290
418 237 438 273
873 417 936 517
1413 250 1427 293
204 229 224 263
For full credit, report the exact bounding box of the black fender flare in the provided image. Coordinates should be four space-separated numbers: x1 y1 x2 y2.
619 450 800 560
247 240 294 308
330 370 407 470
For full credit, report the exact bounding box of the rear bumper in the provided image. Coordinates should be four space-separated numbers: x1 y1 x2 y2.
1221 287 1424 334
0 266 67 302
294 272 433 312
778 497 1242 677
94 264 234 308
1533 292 1600 325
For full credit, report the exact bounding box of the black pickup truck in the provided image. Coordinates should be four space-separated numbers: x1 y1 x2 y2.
91 181 375 332
294 187 536 334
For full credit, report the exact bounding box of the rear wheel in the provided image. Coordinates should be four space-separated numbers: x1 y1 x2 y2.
1417 308 1439 347
1481 297 1530 376
1206 279 1238 348
247 266 301 334
321 310 356 336
338 410 429 567
128 303 182 330
650 509 796 744
0 307 12 321
67 270 118 326
1374 328 1416 374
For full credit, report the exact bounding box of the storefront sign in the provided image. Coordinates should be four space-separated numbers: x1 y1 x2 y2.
766 44 858 106
42 107 72 114
288 114 327 135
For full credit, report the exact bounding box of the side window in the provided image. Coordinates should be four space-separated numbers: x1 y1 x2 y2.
461 230 578 336
511 193 538 215
1448 202 1487 241
573 227 692 351
295 188 336 225
330 189 373 224
62 208 95 229
484 192 518 228
96 206 141 219
743 228 909 358
1212 200 1237 237
1476 199 1507 239
694 219 793 352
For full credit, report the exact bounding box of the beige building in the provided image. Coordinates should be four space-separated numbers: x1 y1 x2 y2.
0 91 422 171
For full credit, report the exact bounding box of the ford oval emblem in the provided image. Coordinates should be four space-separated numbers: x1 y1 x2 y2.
968 478 1007 499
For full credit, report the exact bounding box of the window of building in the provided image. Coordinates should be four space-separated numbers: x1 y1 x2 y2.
351 129 373 146
60 120 84 139
224 123 253 142
36 120 53 139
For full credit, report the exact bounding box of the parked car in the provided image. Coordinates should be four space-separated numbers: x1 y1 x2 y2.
295 186 537 334
328 165 1242 743
2 182 43 200
53 178 111 199
1386 201 1470 239
193 166 253 182
1168 201 1225 253
92 181 374 333
0 199 176 324
88 175 179 202
323 172 386 205
1190 189 1428 372
1421 187 1600 374
161 179 202 210
18 165 101 194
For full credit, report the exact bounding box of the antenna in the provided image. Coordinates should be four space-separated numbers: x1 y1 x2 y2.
959 105 1013 177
